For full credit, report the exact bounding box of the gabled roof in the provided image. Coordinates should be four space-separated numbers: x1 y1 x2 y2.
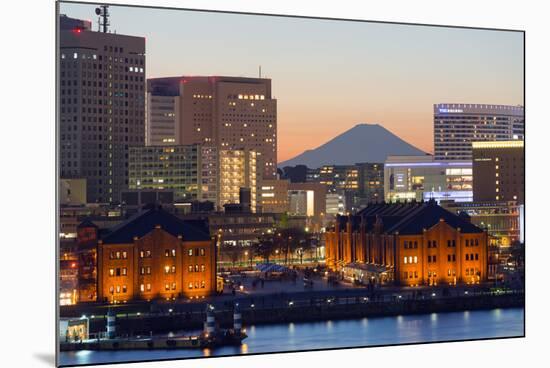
99 207 211 244
385 202 483 235
350 200 483 235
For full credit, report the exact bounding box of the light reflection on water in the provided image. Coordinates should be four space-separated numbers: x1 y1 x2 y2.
59 308 524 366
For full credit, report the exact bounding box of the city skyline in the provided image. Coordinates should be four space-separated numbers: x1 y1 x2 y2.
60 2 524 162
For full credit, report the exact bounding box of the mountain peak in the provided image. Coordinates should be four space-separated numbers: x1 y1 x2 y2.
279 123 425 168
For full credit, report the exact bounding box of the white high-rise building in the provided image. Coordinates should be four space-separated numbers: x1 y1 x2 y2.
434 103 524 161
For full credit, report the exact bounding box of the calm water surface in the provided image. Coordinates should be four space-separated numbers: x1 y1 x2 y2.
59 308 524 366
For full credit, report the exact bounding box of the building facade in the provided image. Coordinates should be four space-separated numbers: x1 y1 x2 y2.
60 15 146 203
145 93 178 145
472 140 524 203
146 76 277 178
434 103 524 161
87 207 216 303
356 162 384 204
384 155 473 203
219 149 260 212
325 201 488 286
260 179 290 213
441 200 524 246
128 144 218 204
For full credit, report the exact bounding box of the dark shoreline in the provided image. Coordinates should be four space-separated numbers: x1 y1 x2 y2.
63 291 524 337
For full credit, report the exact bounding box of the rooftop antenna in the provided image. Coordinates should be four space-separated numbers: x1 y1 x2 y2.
259 65 262 78
95 5 110 33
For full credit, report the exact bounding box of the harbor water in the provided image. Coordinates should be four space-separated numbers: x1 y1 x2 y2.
59 307 524 366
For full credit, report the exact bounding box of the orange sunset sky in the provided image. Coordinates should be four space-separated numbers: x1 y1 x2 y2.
62 3 524 162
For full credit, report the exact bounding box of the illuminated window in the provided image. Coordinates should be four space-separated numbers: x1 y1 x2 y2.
188 265 193 272
403 257 408 264
171 249 176 257
164 265 170 274
201 281 206 288
195 264 199 272
122 251 127 259
116 285 121 293
109 268 114 277
172 282 176 290
413 256 418 264
188 249 193 256
171 265 176 273
188 282 193 289
200 248 205 256
109 286 114 293
122 267 127 276
165 283 170 291
140 284 145 292
201 264 205 272
146 283 151 291
116 251 121 259
408 256 413 264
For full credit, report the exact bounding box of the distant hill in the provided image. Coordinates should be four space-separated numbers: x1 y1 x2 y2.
279 123 427 168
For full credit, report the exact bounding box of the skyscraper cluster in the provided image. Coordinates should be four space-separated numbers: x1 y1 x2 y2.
59 15 277 209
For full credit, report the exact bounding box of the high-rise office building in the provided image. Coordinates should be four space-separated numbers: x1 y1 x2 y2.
145 93 178 145
128 144 218 204
59 15 146 203
472 141 524 203
434 104 524 161
146 76 277 178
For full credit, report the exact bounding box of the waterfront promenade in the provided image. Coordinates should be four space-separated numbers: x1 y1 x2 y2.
60 271 523 337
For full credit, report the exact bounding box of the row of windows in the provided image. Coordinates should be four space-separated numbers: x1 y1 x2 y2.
403 271 418 279
404 239 479 250
109 267 127 276
465 253 480 261
109 285 127 294
427 240 438 248
138 264 207 275
138 248 206 258
109 251 127 260
405 253 479 264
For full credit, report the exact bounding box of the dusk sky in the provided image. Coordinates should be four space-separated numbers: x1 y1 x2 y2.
60 2 524 162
